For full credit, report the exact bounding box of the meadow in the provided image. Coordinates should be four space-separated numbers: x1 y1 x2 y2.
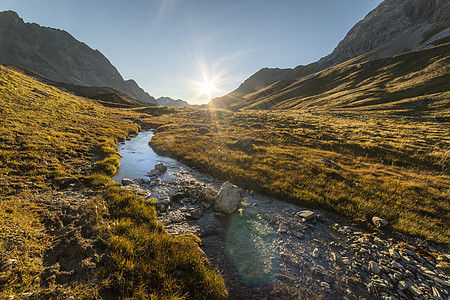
148 107 450 245
0 66 227 299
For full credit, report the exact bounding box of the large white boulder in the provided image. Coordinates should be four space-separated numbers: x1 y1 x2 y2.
213 181 243 214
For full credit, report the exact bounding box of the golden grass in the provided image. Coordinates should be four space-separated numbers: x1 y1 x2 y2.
96 185 227 299
211 43 450 117
0 66 227 299
149 108 450 245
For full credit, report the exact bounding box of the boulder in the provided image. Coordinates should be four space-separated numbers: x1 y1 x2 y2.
199 186 218 204
155 162 167 173
121 178 134 186
213 181 243 214
372 216 388 228
146 170 159 177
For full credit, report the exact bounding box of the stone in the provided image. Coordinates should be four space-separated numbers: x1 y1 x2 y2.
121 178 134 186
213 181 243 214
436 261 450 275
432 286 442 299
146 170 159 177
391 261 404 270
187 209 203 220
297 210 315 220
154 162 167 173
389 248 401 259
372 216 388 228
199 186 218 204
293 231 305 239
214 212 226 218
277 223 289 234
232 138 255 153
60 177 79 186
367 282 376 294
320 282 330 290
398 280 408 291
200 201 211 209
312 248 320 258
323 274 335 283
369 261 381 274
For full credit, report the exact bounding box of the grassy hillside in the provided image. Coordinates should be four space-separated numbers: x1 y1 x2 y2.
211 43 450 116
149 108 450 245
0 66 226 299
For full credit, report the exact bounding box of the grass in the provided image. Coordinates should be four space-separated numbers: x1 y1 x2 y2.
96 185 227 299
0 66 227 299
211 42 450 116
149 108 450 245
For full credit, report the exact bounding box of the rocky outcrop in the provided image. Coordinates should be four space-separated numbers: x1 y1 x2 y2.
210 0 450 110
318 0 450 69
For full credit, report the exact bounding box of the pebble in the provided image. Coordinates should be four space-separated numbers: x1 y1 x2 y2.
297 210 315 220
389 248 401 259
391 261 403 270
320 281 330 290
432 286 442 299
436 261 450 275
372 216 388 228
312 248 320 258
369 261 380 274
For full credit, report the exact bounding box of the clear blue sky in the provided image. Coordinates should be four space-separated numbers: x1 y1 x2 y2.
3 0 383 104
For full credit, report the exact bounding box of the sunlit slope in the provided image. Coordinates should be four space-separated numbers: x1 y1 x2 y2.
0 65 142 194
0 66 228 299
149 108 450 244
216 43 450 115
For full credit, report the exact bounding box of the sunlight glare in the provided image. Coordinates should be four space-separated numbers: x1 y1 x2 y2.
200 80 216 96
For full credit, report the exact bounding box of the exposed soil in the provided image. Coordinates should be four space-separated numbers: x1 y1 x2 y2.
19 185 107 299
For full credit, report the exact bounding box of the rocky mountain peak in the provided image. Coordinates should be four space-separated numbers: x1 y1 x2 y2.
211 0 450 109
318 0 450 69
0 10 186 107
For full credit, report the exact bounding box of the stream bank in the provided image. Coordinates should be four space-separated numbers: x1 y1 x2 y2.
115 131 450 299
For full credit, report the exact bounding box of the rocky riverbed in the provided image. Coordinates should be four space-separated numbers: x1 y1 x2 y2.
119 163 450 300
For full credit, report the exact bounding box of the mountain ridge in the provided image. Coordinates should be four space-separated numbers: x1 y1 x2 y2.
0 10 189 107
210 0 450 110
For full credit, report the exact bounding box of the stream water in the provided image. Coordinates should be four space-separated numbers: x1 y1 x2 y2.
113 131 450 300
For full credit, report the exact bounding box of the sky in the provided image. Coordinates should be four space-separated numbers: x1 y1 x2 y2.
2 0 383 104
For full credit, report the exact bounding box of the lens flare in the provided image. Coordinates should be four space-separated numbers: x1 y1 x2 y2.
225 211 278 285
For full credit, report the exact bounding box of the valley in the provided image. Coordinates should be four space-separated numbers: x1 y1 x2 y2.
1 0 449 298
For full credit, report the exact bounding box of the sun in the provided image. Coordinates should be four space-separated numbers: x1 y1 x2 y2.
200 80 216 96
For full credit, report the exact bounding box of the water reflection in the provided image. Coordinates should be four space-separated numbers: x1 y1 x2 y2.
225 211 278 285
113 130 177 181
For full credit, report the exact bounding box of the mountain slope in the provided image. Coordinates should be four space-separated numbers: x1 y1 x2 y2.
211 0 450 110
0 10 178 106
222 43 450 116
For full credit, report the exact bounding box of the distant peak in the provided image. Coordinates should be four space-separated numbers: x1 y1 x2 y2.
0 10 23 22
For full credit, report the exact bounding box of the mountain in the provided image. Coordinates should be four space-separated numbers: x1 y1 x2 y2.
210 0 450 110
0 10 186 107
156 96 189 107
